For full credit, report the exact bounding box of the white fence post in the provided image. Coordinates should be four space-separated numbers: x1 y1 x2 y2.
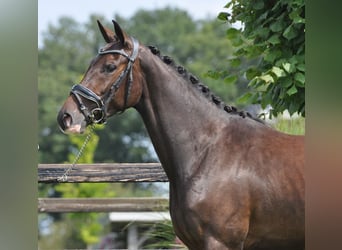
127 223 138 250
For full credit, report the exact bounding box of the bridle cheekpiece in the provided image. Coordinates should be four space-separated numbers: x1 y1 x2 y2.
70 37 139 124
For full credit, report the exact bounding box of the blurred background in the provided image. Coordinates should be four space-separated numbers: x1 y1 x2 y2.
38 0 304 248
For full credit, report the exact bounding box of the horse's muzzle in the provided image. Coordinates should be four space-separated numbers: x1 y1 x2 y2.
57 106 87 134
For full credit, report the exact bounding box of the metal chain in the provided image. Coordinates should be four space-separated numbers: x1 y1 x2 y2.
57 124 95 182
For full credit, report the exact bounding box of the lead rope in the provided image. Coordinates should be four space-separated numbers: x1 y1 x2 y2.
57 124 95 182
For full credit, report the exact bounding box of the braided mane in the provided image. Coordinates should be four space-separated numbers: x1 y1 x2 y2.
147 45 264 123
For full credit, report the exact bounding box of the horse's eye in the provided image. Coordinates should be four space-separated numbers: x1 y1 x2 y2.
104 64 117 73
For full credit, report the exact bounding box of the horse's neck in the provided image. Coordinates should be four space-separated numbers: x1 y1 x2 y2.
135 47 227 184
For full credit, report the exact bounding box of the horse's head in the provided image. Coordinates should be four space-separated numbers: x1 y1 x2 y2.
57 20 143 133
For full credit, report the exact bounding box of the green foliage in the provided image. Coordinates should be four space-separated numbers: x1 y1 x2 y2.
273 116 305 135
52 125 110 246
143 221 186 249
38 216 85 249
67 125 101 163
38 8 235 165
117 8 236 102
218 0 305 117
38 7 235 248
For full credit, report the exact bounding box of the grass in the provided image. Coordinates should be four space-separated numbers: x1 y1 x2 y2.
272 116 305 135
142 221 186 249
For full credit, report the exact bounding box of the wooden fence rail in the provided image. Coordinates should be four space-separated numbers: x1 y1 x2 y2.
38 163 173 249
38 163 168 183
38 197 169 213
38 163 169 213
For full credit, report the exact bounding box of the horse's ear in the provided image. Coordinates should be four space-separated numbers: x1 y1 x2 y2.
97 20 114 43
112 20 126 45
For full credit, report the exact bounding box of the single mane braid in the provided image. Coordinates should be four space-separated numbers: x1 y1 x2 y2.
147 45 261 122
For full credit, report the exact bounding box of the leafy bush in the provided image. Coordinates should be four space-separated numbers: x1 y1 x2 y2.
218 0 305 117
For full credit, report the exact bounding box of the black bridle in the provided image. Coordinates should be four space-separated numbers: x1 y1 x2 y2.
70 37 139 124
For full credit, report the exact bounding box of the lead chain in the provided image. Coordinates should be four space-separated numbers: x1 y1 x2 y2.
57 124 95 182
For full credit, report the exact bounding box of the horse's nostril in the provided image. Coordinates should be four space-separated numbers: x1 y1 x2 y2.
62 113 72 128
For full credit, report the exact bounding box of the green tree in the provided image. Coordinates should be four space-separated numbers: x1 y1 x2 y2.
39 8 236 165
38 16 96 164
218 0 305 117
38 7 236 248
39 125 156 248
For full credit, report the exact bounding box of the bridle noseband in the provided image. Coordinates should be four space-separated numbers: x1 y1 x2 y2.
70 37 139 124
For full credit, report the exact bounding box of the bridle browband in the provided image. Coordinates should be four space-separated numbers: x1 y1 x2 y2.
70 37 139 124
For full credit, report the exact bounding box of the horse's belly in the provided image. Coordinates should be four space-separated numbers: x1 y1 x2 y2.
244 238 304 250
245 203 305 249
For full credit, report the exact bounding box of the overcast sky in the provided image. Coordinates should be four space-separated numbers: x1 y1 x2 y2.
38 0 228 47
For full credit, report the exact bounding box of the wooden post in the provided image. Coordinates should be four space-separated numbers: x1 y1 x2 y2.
127 223 138 250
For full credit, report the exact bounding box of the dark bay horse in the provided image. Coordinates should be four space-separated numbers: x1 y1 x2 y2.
57 20 304 250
